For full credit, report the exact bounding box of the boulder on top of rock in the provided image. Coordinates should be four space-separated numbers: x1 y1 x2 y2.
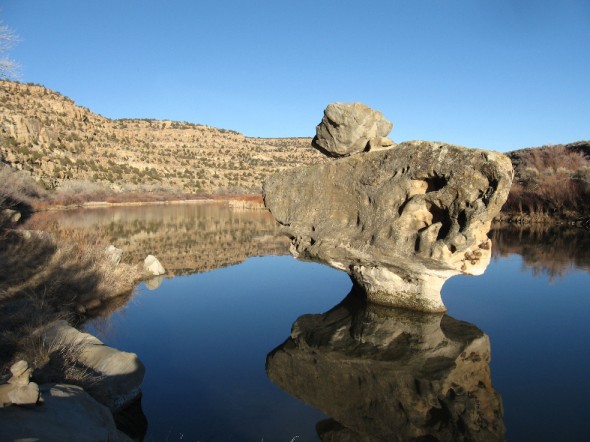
264 138 513 313
312 102 394 157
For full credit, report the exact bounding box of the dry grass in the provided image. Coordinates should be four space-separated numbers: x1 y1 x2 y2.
15 332 103 389
0 222 142 376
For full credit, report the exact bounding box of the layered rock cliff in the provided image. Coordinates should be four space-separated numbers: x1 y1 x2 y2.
0 81 325 193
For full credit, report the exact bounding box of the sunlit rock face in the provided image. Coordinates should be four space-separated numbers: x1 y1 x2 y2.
264 132 513 312
266 290 505 442
312 102 395 157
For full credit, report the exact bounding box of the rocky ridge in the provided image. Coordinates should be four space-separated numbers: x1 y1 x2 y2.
0 80 325 193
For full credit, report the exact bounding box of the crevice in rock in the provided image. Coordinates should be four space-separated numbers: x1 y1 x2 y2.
398 198 410 216
482 178 499 206
458 210 468 232
414 235 421 252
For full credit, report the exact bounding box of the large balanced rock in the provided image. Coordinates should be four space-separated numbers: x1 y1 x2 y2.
264 139 513 312
42 320 145 410
266 290 505 441
312 102 394 157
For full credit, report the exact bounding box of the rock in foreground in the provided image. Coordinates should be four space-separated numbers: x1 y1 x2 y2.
264 140 513 312
0 383 131 442
42 320 145 410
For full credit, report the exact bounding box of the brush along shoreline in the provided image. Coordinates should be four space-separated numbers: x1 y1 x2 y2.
0 218 172 440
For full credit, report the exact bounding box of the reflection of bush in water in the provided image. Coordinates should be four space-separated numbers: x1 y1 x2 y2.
25 205 289 276
490 225 590 279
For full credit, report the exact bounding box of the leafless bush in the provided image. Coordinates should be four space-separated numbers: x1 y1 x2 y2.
0 165 47 203
505 143 590 219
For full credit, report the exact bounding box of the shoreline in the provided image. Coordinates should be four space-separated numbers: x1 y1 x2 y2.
30 193 267 212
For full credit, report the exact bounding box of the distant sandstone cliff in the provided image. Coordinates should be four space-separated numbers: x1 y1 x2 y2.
0 81 325 194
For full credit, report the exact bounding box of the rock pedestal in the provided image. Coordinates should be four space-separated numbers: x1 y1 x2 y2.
264 105 513 312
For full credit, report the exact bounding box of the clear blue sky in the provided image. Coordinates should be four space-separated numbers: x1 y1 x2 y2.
3 0 589 152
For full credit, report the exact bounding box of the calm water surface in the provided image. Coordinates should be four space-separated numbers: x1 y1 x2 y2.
38 205 590 441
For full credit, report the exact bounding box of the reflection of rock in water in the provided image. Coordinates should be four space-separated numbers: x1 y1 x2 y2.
266 290 505 442
144 276 164 290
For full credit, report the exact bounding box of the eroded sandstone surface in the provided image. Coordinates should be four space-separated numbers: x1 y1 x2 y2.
264 106 513 312
312 102 395 157
266 290 505 441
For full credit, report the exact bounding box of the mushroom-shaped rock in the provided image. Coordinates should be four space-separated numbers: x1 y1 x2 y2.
264 140 513 312
312 102 394 157
144 255 165 276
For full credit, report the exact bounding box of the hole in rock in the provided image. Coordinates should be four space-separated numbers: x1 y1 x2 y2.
424 175 447 192
429 204 452 240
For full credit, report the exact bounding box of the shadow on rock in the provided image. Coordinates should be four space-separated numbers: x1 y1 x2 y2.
266 288 505 442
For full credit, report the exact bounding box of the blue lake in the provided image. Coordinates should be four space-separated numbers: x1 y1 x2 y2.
41 204 588 441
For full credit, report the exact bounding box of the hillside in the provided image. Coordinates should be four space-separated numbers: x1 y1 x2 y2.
0 80 325 194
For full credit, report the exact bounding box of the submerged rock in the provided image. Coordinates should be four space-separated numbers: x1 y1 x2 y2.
264 134 513 312
312 102 394 157
0 383 131 441
266 290 505 441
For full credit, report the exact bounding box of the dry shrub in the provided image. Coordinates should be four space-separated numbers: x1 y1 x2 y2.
17 332 103 389
505 143 590 219
0 226 142 375
0 165 47 203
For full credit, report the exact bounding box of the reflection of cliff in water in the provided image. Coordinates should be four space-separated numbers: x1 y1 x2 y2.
267 289 504 442
491 225 590 279
28 203 289 276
